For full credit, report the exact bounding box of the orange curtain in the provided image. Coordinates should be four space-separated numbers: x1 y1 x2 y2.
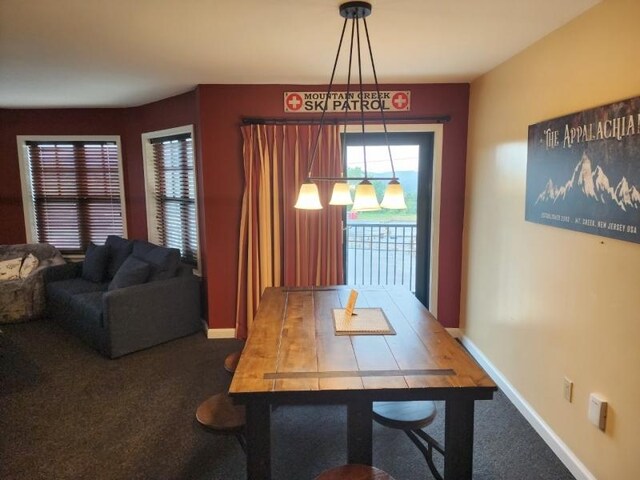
235 124 344 338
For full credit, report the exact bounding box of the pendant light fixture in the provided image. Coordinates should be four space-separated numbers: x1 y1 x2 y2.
294 182 323 209
294 1 406 212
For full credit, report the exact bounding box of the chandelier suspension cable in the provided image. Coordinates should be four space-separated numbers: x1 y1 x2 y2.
295 1 407 211
355 16 369 179
339 17 357 178
362 14 396 180
326 17 358 207
348 10 384 212
306 17 349 180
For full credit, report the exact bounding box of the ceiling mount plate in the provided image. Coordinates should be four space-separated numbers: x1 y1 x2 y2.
340 2 372 19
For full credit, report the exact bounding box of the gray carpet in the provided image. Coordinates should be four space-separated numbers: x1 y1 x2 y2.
0 320 575 480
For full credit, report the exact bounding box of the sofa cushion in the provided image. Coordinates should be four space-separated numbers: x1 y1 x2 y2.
47 278 108 304
108 256 150 290
132 241 180 281
19 253 40 279
68 291 104 328
0 257 22 281
82 243 109 283
105 236 134 279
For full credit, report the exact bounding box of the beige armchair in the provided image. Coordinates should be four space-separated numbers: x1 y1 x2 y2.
0 243 65 323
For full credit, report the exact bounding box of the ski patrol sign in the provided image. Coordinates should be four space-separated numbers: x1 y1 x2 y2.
284 91 411 113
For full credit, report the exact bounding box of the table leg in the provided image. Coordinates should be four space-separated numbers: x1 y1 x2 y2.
444 398 475 480
245 400 271 480
347 400 373 465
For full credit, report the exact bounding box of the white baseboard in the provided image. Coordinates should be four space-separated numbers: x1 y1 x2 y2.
206 328 236 339
460 336 597 480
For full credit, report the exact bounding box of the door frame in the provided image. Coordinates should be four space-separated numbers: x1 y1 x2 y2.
343 124 444 317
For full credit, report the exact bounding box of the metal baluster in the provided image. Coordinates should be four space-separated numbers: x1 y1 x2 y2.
377 224 381 285
400 225 406 285
354 225 358 285
356 225 364 284
409 225 415 292
385 226 390 285
368 226 373 285
393 226 398 285
348 225 352 285
359 225 363 285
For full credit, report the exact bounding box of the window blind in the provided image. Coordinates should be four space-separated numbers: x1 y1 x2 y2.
26 141 123 254
150 134 198 265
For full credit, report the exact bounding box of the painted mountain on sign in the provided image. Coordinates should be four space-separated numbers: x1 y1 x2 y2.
535 152 640 212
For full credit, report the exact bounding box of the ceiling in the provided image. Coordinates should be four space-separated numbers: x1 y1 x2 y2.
0 0 601 109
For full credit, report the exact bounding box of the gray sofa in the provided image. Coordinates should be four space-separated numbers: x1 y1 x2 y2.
44 236 202 358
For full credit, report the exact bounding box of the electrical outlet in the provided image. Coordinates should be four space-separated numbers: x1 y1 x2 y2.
563 377 573 402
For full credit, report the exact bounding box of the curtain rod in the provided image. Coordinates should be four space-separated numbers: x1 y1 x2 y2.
241 115 451 125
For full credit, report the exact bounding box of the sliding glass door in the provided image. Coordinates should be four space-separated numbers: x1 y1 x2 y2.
343 132 434 307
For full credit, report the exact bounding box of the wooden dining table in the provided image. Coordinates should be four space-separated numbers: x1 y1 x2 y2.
228 285 497 479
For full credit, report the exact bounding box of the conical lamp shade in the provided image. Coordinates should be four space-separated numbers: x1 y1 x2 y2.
381 180 407 209
294 182 323 209
351 180 381 211
329 182 353 205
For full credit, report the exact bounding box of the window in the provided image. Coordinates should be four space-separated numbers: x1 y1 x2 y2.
17 136 126 254
142 126 199 270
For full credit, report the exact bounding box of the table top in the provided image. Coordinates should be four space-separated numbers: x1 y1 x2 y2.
229 286 496 402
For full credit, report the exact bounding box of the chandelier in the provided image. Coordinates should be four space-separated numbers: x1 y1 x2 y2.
294 1 407 212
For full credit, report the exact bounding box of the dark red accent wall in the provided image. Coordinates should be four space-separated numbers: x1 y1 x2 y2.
197 84 469 329
1 84 468 330
0 108 124 245
1 92 198 244
122 91 199 239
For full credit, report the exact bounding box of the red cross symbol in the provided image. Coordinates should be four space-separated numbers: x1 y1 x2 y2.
391 92 409 110
286 93 303 111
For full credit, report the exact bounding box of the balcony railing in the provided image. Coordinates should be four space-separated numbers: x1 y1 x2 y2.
345 222 417 292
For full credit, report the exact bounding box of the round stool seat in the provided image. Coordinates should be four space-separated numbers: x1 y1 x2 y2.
315 464 396 480
372 400 436 430
196 393 245 433
224 351 242 373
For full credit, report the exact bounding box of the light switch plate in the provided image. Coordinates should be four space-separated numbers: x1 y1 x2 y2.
563 377 573 402
588 393 607 431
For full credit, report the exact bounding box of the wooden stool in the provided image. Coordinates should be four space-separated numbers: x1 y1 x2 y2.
315 464 396 479
196 393 246 452
372 401 444 480
224 350 242 373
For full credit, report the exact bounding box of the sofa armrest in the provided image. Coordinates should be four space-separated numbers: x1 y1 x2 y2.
42 262 82 284
102 274 202 358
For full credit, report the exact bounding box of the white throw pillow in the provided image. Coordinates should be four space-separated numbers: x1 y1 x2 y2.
0 257 23 281
20 253 40 279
